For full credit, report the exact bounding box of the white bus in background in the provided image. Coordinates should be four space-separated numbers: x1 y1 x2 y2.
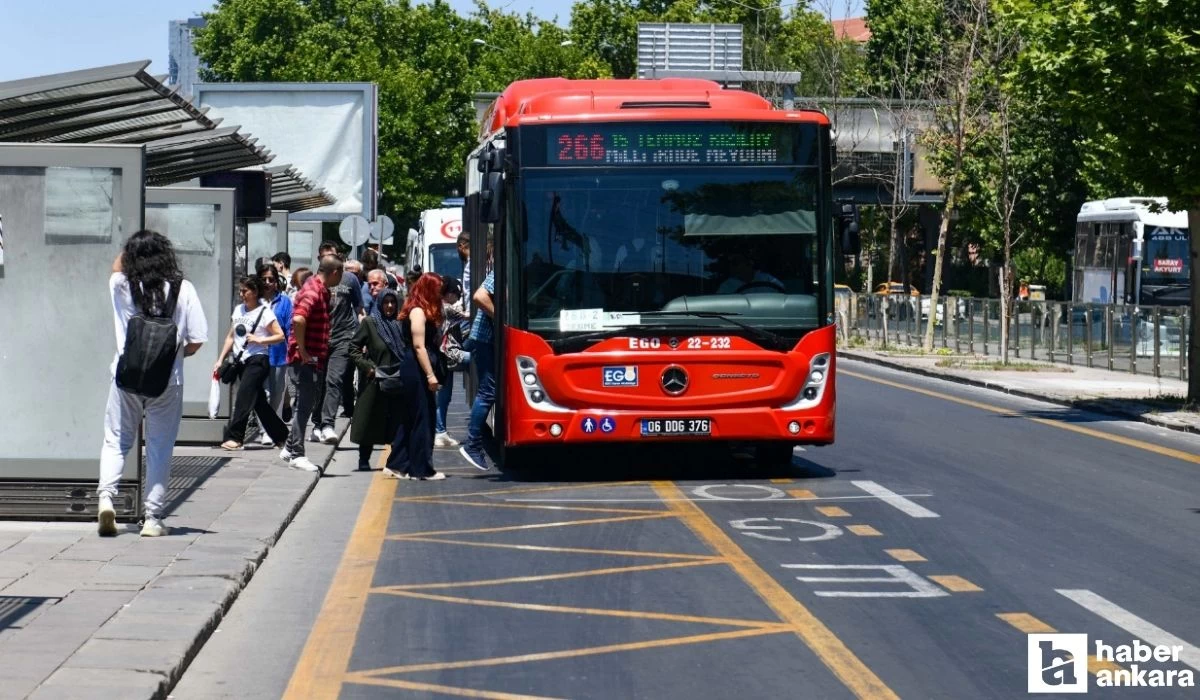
1073 197 1190 308
405 205 465 281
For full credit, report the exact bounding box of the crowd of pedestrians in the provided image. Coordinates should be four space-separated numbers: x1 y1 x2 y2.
98 230 493 536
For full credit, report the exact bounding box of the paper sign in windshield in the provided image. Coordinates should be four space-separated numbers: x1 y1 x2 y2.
1153 259 1184 274
559 309 641 332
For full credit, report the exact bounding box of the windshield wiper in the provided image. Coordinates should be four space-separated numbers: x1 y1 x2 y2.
639 311 789 350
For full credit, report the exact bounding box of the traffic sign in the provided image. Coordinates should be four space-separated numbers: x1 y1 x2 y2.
339 215 371 246
369 215 395 243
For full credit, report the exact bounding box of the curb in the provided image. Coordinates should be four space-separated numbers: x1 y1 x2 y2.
147 421 348 700
839 350 1199 436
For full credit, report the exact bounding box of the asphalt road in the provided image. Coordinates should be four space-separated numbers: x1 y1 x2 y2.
174 360 1200 699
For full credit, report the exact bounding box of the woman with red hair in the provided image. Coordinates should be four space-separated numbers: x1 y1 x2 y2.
385 272 446 480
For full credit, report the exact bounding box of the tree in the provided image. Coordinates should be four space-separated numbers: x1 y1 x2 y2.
196 0 480 227
1008 0 1200 404
920 0 993 352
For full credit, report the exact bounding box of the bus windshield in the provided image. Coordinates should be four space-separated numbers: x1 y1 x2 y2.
517 167 823 335
1141 226 1189 284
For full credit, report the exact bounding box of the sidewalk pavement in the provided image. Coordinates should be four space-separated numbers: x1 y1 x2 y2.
0 419 348 700
840 347 1199 434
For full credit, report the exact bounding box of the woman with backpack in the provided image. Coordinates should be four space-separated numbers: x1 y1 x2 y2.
213 276 290 451
348 289 407 471
383 273 447 480
99 230 208 538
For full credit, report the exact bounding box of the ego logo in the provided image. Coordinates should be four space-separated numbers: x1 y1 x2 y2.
602 366 638 387
1028 634 1087 694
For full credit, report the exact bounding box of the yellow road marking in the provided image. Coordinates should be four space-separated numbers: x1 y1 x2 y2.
387 512 672 539
997 613 1124 676
997 612 1056 633
343 675 563 699
788 489 816 500
375 589 791 629
399 497 665 515
283 455 399 700
1088 657 1124 674
847 524 882 537
816 506 850 518
396 480 649 502
651 481 899 700
884 549 927 562
927 575 983 592
395 536 716 560
843 370 1200 465
351 627 791 678
770 478 794 484
375 559 723 592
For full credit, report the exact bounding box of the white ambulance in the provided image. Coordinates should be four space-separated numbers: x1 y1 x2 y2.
405 206 464 280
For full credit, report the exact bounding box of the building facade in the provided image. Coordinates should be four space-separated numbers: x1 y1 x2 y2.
168 18 207 96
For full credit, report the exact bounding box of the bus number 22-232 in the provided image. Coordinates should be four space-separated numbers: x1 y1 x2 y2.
687 337 731 349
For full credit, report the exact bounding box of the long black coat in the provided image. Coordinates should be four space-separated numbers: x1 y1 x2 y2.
348 318 405 446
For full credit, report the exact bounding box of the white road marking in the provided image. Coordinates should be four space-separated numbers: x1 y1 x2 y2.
730 517 842 542
692 484 787 501
851 480 940 518
500 493 934 504
783 564 950 598
1057 589 1200 671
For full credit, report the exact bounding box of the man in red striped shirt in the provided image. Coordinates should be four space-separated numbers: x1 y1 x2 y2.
281 255 342 473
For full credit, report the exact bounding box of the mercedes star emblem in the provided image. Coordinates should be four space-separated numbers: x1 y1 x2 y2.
660 366 689 395
668 337 679 349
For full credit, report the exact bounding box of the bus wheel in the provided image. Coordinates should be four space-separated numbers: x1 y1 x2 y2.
756 443 796 468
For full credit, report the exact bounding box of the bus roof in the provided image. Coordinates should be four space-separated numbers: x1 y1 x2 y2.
1078 197 1188 227
480 78 829 139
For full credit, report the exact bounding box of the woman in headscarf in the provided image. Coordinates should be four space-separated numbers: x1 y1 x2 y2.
384 273 446 480
349 289 407 472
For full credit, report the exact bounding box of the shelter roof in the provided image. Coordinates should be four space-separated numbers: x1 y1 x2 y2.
0 61 333 210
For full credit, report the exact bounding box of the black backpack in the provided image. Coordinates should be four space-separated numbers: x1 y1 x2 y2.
115 281 182 398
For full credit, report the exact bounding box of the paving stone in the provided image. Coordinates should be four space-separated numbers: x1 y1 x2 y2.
28 667 166 700
93 613 217 642
1 560 104 597
61 637 191 671
29 590 137 629
91 564 162 587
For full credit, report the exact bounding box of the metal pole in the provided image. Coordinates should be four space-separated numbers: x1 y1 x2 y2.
1129 309 1137 374
1106 305 1114 371
1085 306 1093 368
1152 305 1161 378
983 300 989 356
1066 303 1073 366
968 299 974 354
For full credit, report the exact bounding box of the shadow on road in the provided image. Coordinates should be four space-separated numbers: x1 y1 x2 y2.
467 441 839 484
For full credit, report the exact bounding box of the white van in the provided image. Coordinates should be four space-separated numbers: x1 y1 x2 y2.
405 206 464 280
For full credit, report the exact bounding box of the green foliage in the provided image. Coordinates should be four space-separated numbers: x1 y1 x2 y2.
864 0 944 98
196 0 480 226
1005 0 1200 209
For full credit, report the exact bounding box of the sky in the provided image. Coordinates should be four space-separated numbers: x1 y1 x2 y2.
0 0 861 84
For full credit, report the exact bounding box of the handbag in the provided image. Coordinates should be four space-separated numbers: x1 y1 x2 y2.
218 306 266 385
374 362 406 394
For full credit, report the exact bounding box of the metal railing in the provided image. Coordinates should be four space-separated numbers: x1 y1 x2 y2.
838 293 1190 381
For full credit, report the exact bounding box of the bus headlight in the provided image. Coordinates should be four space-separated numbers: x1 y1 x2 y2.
515 356 569 413
782 353 831 411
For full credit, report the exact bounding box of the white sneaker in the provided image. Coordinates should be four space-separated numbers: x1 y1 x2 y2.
421 471 447 481
310 428 322 443
97 494 117 537
140 517 168 537
434 432 459 447
321 426 339 445
279 447 293 462
259 433 274 446
290 456 321 473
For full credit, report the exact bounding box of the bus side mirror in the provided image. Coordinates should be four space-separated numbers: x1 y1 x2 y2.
838 202 861 255
481 171 503 223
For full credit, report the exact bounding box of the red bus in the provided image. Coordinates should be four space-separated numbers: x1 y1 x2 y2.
464 78 837 466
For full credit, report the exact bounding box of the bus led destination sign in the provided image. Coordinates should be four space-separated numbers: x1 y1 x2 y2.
546 123 803 166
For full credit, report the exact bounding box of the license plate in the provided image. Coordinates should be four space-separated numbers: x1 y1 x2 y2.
640 418 711 437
